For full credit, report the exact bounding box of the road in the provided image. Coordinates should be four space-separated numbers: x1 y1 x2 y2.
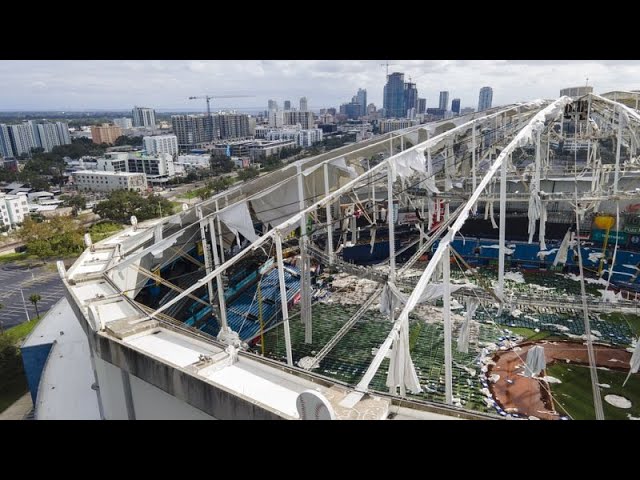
0 263 65 330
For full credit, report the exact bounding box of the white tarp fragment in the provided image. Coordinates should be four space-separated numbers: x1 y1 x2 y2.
457 297 479 354
390 148 426 181
386 318 422 394
217 201 259 242
379 281 471 315
482 244 514 255
527 189 542 244
524 345 546 377
330 157 358 178
370 226 377 254
403 130 419 146
251 178 299 232
536 248 558 260
553 229 572 266
485 201 498 229
623 340 640 387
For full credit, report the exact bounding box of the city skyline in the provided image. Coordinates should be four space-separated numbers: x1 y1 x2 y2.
0 60 638 111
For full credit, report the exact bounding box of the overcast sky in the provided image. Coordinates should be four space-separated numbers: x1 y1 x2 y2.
0 60 639 112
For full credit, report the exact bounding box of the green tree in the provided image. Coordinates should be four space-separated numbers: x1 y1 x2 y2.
210 154 235 173
29 294 41 318
114 135 143 147
65 194 87 216
17 216 84 259
209 176 234 193
93 190 173 224
237 167 259 181
195 185 213 201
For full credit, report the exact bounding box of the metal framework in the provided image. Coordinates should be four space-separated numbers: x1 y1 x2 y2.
91 93 640 418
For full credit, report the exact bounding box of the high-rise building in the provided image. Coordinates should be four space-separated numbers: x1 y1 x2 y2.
417 98 426 115
33 123 59 152
367 103 377 115
132 107 156 127
379 119 419 134
283 111 314 129
451 98 461 115
21 121 72 153
284 100 291 111
404 82 418 117
90 124 122 145
299 97 308 112
478 87 493 112
8 124 38 155
268 99 278 111
356 89 367 118
56 122 71 145
342 103 362 120
269 111 283 128
216 113 250 139
439 91 449 111
0 125 14 158
143 135 179 156
114 117 133 129
383 72 406 118
171 115 215 151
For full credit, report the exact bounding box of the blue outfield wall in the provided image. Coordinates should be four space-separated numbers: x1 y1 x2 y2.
20 343 54 404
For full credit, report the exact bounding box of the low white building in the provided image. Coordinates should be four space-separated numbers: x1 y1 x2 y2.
0 192 29 227
73 170 147 193
143 135 179 156
176 154 211 170
265 127 323 147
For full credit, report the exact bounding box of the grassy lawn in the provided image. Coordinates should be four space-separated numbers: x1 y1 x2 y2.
547 363 640 420
0 251 27 263
5 316 42 344
178 191 199 200
88 221 123 242
600 312 640 337
508 326 552 342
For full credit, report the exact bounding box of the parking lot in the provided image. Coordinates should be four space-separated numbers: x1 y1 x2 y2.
0 263 65 330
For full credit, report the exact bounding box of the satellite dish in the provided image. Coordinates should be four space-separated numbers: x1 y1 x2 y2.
296 390 336 420
182 203 189 211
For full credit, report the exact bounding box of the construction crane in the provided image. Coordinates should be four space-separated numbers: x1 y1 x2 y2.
380 61 398 77
188 94 254 116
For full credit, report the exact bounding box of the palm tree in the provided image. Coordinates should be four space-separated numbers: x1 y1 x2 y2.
29 294 41 318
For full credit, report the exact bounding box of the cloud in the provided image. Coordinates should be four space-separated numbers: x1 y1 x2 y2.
0 60 638 111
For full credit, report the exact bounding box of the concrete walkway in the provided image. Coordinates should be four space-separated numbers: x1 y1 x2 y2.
0 392 33 420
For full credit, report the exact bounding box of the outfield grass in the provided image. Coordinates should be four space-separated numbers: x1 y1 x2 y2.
600 312 640 337
547 363 640 420
508 326 552 342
